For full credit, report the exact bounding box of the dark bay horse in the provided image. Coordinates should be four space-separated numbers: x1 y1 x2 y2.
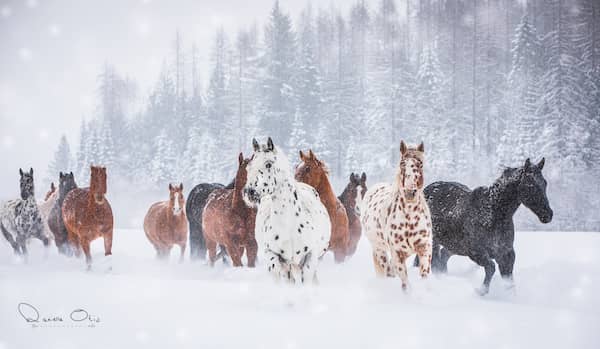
338 172 367 258
202 153 257 267
144 183 187 261
48 172 77 255
186 180 233 260
419 158 553 295
62 166 113 269
295 149 349 263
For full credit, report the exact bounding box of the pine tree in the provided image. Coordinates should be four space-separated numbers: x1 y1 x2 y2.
151 130 177 185
46 135 72 185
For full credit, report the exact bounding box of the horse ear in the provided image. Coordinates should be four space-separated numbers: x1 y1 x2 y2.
417 142 424 152
238 152 244 165
59 171 64 178
537 157 545 170
169 183 173 191
524 158 531 170
30 168 33 175
267 137 274 151
252 138 259 151
299 150 305 161
400 141 407 156
361 172 367 183
308 149 315 160
179 183 184 191
349 173 355 182
51 182 55 190
70 171 73 177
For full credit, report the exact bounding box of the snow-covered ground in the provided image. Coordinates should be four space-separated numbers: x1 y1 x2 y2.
0 230 599 349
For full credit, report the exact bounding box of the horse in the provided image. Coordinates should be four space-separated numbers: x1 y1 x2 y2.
203 153 257 267
295 150 349 263
418 158 553 295
0 168 49 258
48 172 77 255
362 141 432 290
38 182 57 244
186 181 233 260
338 172 367 258
144 183 187 261
62 166 113 269
243 137 331 284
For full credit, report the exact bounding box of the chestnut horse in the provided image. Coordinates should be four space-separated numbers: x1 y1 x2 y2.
338 172 367 258
295 150 349 263
144 183 187 261
203 153 257 267
62 166 113 268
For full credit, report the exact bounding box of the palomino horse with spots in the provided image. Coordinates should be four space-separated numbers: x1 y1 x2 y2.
62 166 113 269
38 181 57 244
362 141 432 290
0 168 49 258
203 153 257 267
243 137 331 284
295 150 349 263
48 172 77 255
144 183 187 261
338 172 367 258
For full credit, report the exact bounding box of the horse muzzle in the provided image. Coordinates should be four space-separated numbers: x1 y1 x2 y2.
539 210 553 224
243 188 261 204
404 189 418 202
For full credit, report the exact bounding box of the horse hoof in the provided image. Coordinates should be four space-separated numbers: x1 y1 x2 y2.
475 286 489 296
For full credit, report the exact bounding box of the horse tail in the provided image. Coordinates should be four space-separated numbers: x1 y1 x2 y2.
413 255 420 268
187 183 225 261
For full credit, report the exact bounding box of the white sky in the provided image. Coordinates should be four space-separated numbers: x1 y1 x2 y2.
0 0 355 197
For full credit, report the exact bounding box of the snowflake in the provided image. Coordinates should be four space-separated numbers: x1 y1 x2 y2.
18 48 32 62
1 6 11 18
49 24 61 37
2 136 15 149
26 0 38 9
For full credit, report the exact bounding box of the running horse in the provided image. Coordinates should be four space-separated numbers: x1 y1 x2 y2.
38 182 57 244
48 172 77 255
203 153 257 267
338 172 367 258
62 166 113 269
295 150 349 263
144 183 187 261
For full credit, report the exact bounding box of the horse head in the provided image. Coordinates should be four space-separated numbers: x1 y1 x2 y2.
45 182 56 201
90 166 107 204
243 137 289 206
235 152 252 191
397 141 424 202
58 171 77 199
168 183 185 215
353 172 367 215
19 168 35 200
517 158 553 224
295 149 329 190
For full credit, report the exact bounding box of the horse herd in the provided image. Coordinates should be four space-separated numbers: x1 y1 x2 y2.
0 137 553 295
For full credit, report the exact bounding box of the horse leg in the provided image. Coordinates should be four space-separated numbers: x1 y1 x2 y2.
67 229 82 258
16 235 28 260
188 220 204 260
178 242 186 263
0 223 20 254
81 238 92 270
206 238 218 266
372 246 392 277
333 245 346 264
469 252 496 295
265 250 285 282
391 250 409 290
299 252 317 285
246 238 258 268
436 247 452 274
225 243 243 267
415 242 432 278
497 248 516 287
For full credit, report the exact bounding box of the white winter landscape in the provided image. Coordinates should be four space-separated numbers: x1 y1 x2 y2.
1 229 599 349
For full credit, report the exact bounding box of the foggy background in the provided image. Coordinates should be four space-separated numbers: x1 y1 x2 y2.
1 0 599 231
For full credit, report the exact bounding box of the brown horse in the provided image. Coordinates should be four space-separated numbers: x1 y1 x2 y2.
202 153 257 267
144 183 187 261
295 150 349 263
338 172 367 258
62 166 113 268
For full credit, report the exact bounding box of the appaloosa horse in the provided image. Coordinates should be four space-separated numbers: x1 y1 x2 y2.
0 168 49 257
419 158 553 295
186 181 233 260
362 141 432 290
203 153 257 267
38 182 57 244
144 183 188 261
243 137 331 284
62 166 113 269
295 150 349 263
338 172 367 258
48 172 77 255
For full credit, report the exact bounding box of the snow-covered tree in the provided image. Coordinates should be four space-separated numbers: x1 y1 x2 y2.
46 135 72 185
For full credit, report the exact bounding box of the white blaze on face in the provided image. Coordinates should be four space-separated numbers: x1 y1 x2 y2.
172 191 181 214
354 185 363 216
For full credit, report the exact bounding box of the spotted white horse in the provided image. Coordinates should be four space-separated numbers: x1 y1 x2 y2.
243 137 331 284
361 141 433 290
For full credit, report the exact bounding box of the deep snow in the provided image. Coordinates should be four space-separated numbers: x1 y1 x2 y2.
0 230 599 349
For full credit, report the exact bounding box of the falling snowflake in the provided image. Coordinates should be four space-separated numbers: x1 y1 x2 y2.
18 48 32 61
49 24 61 37
2 136 15 149
26 0 38 9
1 6 11 18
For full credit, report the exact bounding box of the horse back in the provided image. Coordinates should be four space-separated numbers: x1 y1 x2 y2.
424 181 471 246
186 183 224 225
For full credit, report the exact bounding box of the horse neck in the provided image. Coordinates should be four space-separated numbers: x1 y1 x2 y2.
315 175 337 216
232 176 245 209
489 175 521 219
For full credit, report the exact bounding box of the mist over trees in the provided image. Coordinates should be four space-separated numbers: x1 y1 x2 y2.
49 0 600 231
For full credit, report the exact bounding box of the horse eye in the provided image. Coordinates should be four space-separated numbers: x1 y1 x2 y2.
265 163 272 169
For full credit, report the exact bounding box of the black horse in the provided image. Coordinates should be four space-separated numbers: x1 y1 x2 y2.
186 181 233 260
417 158 553 295
48 172 77 255
0 168 48 257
